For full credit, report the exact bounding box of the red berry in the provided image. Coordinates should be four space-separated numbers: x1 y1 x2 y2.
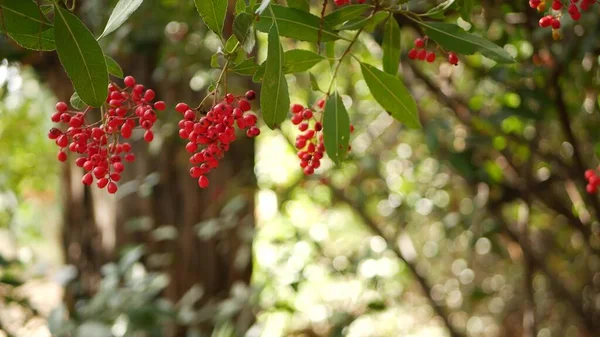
302 109 313 120
414 38 425 48
176 103 189 113
82 173 93 186
291 114 303 125
107 182 118 194
56 102 69 112
245 90 256 101
57 151 67 162
97 178 109 188
238 99 251 112
154 101 166 111
144 130 154 142
417 49 427 60
426 52 436 63
448 52 459 65
198 175 209 188
291 104 304 114
124 76 136 87
587 184 597 194
408 48 418 60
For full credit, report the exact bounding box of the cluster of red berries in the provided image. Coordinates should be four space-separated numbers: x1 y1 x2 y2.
333 0 365 5
175 91 260 189
585 168 600 193
290 100 354 175
407 36 459 65
532 0 596 39
48 76 164 194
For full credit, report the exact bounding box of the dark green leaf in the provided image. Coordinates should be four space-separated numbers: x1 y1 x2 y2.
422 0 456 18
98 0 143 39
53 5 108 107
233 12 255 53
287 0 310 11
231 57 258 75
324 4 370 27
70 92 87 110
104 55 123 78
255 5 343 42
194 0 228 39
323 92 350 165
359 62 420 129
0 0 55 51
260 24 289 129
420 22 514 63
382 14 400 75
363 11 388 32
283 49 325 73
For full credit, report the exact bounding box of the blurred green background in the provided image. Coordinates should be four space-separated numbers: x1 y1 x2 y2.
2 1 600 337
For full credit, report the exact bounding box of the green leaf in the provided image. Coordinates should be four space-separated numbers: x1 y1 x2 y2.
283 49 325 73
324 4 371 27
70 92 87 110
194 0 228 39
423 0 456 18
211 53 222 68
0 0 55 51
53 5 108 107
310 72 323 92
323 92 350 166
287 0 310 11
382 14 400 75
459 0 473 22
256 0 270 14
255 5 343 42
420 22 514 63
235 0 246 14
233 12 255 53
252 49 324 81
231 57 258 75
98 0 143 39
363 11 388 32
104 55 123 78
338 11 386 31
359 62 420 129
260 24 289 129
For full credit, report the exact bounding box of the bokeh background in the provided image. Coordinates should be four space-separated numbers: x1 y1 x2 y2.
1 1 600 337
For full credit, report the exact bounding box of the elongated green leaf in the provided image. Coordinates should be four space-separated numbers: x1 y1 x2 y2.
98 0 143 39
287 0 310 11
70 92 87 110
338 11 386 31
233 12 255 53
194 0 228 38
255 5 343 42
256 0 270 14
261 24 289 129
459 0 473 22
252 49 324 81
54 5 108 107
284 49 325 73
423 0 456 18
323 92 350 165
324 4 370 27
231 57 258 75
0 0 55 51
420 22 514 63
382 14 400 75
105 55 123 78
359 62 420 129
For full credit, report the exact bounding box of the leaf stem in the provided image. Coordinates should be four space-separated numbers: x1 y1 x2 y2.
195 41 241 110
325 27 364 96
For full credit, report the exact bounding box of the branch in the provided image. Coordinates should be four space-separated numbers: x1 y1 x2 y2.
329 187 464 337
